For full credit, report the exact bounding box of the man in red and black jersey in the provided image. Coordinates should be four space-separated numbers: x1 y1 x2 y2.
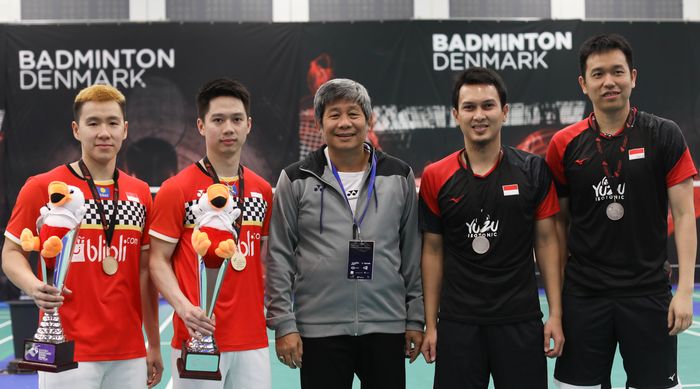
149 79 273 389
2 85 163 388
546 34 696 389
420 67 564 388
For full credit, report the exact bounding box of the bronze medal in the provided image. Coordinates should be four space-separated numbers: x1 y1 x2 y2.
231 251 246 271
102 255 118 275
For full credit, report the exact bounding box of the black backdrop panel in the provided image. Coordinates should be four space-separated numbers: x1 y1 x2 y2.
1 21 699 273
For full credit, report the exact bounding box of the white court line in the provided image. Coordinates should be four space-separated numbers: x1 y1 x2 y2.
160 311 175 389
145 312 174 348
159 313 174 334
0 320 10 329
0 335 12 345
683 329 700 337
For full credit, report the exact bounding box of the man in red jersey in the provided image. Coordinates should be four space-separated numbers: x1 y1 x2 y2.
149 78 273 389
2 84 163 388
546 34 696 389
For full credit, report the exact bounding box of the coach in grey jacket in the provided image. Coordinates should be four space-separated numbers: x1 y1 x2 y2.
266 78 424 389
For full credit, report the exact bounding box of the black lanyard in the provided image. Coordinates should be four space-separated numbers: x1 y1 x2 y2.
78 160 119 248
202 156 244 235
590 108 636 190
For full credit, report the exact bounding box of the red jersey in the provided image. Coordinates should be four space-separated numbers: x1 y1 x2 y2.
4 165 152 362
149 163 272 352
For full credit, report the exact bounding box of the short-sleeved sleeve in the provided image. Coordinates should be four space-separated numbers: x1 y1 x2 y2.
545 134 569 197
418 166 443 234
530 157 559 220
148 180 185 244
660 121 697 187
4 177 46 244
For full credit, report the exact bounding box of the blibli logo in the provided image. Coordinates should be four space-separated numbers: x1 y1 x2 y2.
72 236 86 262
238 230 260 257
72 235 138 263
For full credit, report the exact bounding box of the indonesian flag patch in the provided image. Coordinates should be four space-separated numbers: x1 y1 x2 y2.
628 148 645 160
502 184 519 196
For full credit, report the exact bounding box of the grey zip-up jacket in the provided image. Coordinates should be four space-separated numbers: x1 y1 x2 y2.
265 144 424 338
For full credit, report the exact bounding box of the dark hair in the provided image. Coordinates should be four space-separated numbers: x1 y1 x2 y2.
579 34 634 77
196 78 251 119
452 67 508 109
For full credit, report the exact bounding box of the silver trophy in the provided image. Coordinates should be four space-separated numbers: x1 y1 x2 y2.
177 257 229 380
19 182 86 372
178 183 240 380
19 228 81 372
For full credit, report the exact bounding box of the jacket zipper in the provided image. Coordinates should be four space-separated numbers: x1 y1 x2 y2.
300 165 364 336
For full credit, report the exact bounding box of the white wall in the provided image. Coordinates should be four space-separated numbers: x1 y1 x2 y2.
0 0 21 22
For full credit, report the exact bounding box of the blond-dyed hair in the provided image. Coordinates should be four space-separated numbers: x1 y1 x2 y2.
73 84 126 121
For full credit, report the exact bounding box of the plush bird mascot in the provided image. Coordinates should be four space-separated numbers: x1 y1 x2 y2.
20 181 87 268
191 183 241 268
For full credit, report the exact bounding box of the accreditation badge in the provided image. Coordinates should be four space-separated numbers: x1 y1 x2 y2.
347 240 374 280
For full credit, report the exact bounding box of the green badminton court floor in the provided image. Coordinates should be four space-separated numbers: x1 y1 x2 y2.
1 288 699 388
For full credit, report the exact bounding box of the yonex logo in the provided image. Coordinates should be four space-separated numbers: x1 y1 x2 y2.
669 372 676 381
313 184 324 192
347 190 359 197
574 158 589 166
449 195 464 204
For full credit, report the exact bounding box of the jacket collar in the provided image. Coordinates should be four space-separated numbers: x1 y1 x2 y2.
301 142 383 177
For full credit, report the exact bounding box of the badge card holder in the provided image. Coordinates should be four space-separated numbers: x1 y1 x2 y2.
347 240 374 280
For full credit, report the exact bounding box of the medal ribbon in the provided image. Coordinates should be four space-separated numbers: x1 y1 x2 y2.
202 156 244 237
78 160 118 250
461 149 502 230
590 108 636 192
329 148 377 240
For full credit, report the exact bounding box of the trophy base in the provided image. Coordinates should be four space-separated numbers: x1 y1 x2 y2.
17 360 79 373
177 342 222 381
19 339 78 372
177 358 222 380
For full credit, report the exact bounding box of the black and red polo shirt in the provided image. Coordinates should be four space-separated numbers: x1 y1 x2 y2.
546 109 696 296
419 146 559 324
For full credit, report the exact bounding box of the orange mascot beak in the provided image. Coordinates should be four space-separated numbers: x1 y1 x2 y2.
207 184 229 209
48 181 71 207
